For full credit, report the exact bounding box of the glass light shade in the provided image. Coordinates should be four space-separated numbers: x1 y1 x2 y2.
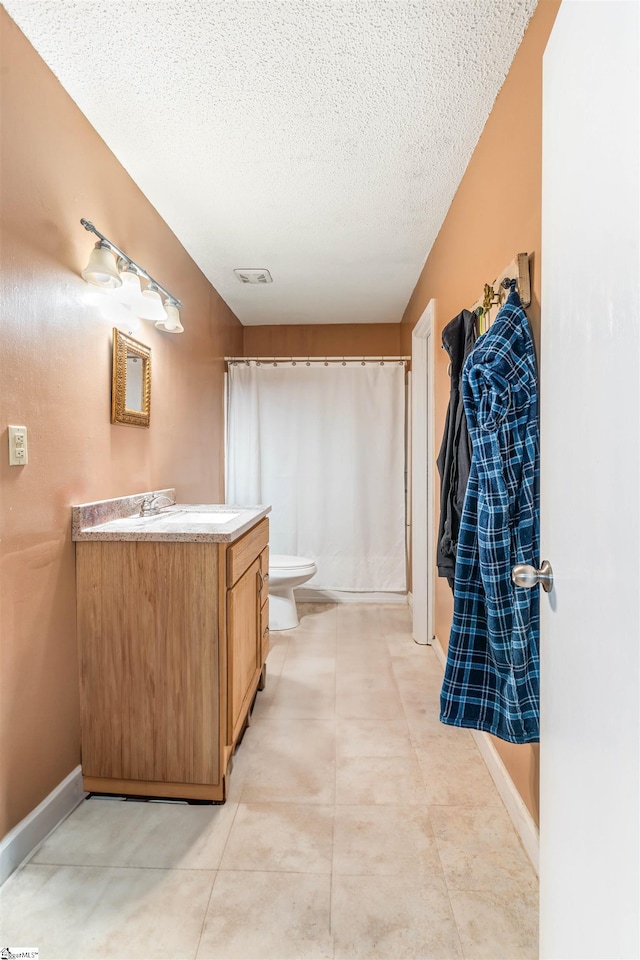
82 241 122 288
118 262 142 298
156 300 184 333
138 282 168 321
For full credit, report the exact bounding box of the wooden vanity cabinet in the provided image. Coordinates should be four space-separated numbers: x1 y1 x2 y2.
76 517 269 802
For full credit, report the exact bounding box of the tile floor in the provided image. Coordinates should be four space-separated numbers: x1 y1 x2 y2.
0 603 538 959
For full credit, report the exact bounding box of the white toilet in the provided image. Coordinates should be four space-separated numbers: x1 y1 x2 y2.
268 555 317 630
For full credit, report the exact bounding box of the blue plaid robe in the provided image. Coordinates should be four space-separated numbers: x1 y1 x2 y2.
440 289 540 743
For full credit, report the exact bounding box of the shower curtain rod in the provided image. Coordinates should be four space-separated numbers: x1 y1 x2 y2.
225 355 410 364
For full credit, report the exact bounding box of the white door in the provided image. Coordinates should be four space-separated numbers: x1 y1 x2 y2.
540 3 639 958
411 301 435 645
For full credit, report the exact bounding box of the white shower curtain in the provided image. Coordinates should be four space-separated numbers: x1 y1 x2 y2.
226 361 407 593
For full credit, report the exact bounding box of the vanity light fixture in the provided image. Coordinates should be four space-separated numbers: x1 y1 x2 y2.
80 219 184 333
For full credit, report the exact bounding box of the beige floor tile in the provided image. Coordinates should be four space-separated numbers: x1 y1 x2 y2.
336 606 382 634
430 804 537 894
197 870 333 959
411 726 479 753
283 635 337 662
250 681 281 723
404 700 476 747
395 661 442 686
0 863 214 959
415 744 503 806
30 797 238 871
333 804 440 877
294 602 339 634
384 632 440 660
336 716 413 758
258 672 336 720
377 604 413 635
224 735 258 802
336 647 391 677
332 873 462 959
336 674 404 720
220 802 333 873
250 646 289 720
336 754 426 805
449 888 538 960
264 635 291 675
282 652 337 677
237 718 336 803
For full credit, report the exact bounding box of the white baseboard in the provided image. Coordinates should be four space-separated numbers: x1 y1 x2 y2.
430 635 539 875
0 765 86 886
296 589 408 604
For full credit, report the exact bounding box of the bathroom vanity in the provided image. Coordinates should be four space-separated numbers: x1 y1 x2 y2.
72 492 270 802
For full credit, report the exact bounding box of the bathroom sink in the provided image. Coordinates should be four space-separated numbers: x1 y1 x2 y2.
156 510 240 526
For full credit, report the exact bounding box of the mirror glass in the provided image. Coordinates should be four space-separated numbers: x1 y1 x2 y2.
111 329 151 427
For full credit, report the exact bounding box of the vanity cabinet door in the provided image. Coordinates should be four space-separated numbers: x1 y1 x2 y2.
260 546 270 664
227 555 261 744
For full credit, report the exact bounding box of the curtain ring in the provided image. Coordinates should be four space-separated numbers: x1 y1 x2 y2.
291 356 296 366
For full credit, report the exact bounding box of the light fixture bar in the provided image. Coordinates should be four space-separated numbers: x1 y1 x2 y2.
80 218 183 308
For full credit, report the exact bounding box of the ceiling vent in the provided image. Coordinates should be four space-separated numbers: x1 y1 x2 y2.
234 268 273 284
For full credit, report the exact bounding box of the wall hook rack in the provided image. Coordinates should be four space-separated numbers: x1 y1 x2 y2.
472 252 531 332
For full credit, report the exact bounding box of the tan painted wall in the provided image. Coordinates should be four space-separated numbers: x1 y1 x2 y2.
242 323 403 358
0 12 242 838
402 0 561 824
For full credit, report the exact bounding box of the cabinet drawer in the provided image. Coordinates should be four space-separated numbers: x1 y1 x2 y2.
226 519 269 587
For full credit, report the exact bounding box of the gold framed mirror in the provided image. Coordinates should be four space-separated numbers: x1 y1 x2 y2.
111 329 151 427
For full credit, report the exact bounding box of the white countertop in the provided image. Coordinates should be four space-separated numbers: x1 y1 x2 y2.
72 495 270 543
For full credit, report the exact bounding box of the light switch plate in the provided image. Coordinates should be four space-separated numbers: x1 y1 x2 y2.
8 424 28 466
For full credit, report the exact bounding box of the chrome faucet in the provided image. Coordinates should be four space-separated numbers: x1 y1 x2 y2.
139 494 176 517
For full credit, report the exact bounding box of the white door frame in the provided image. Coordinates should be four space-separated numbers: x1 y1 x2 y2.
411 300 435 645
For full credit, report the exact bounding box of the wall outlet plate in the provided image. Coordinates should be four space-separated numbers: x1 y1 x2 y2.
8 424 28 466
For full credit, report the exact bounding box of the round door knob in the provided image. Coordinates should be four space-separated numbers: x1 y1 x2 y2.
511 560 554 593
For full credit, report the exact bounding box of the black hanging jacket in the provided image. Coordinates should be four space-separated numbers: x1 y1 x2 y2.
436 309 477 588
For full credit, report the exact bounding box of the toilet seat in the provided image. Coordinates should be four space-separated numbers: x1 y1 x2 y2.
270 555 316 573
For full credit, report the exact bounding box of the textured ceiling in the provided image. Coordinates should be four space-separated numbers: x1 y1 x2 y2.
3 0 537 325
